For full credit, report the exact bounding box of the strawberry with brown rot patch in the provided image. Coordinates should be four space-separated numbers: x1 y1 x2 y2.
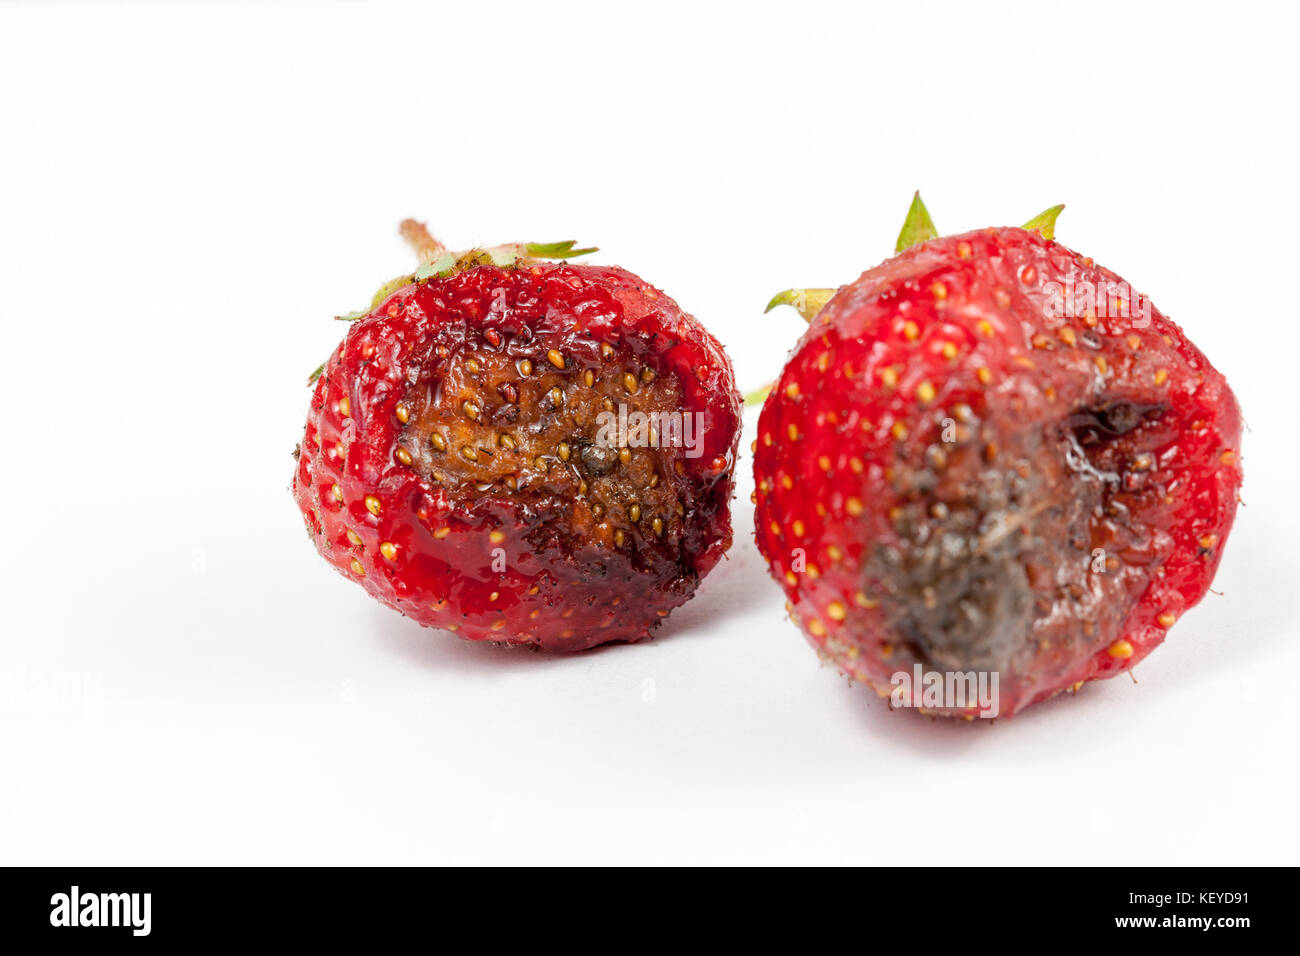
754 195 1242 716
294 222 741 651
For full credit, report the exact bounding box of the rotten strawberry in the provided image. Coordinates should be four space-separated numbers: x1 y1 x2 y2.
754 195 1242 717
294 222 741 651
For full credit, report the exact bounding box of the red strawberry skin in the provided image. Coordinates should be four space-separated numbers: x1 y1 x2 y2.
753 227 1242 716
294 262 741 651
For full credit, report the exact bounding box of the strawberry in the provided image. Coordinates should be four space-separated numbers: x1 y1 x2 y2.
294 222 741 651
754 195 1242 717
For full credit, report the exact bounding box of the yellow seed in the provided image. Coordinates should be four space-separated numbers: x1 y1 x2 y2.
557 442 571 461
549 386 564 407
395 446 413 466
491 620 506 631
846 497 864 516
941 341 958 360
583 370 594 387
614 529 626 547
592 503 605 520
891 421 908 440
490 531 505 544
346 529 363 547
462 400 481 421
827 544 843 562
379 542 397 560
1059 327 1077 346
1107 639 1134 659
930 282 947 300
629 503 641 522
641 368 655 384
546 349 565 370
350 558 365 576
977 320 994 337
652 517 663 536
623 372 638 394
600 343 615 360
465 358 481 374
881 366 898 388
461 447 479 462
977 366 992 385
1094 356 1108 375
854 591 878 609
1154 368 1169 386
364 495 382 516
1199 534 1217 550
808 619 827 637
433 526 451 539
785 382 800 399
827 601 847 622
430 433 447 452
784 571 798 586
337 396 351 417
1157 611 1177 628
956 241 972 259
489 591 499 602
817 455 832 472
916 381 935 403
518 358 534 376
791 519 805 536
499 434 516 450
394 402 410 423
330 483 343 502
619 447 632 465
902 320 919 340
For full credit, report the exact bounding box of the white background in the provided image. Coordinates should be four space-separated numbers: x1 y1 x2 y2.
2 1 1297 865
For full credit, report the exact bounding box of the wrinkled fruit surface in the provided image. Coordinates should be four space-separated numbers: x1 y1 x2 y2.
295 263 741 650
754 227 1242 716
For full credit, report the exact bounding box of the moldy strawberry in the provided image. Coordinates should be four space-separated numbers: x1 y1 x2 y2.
754 195 1243 717
294 222 741 651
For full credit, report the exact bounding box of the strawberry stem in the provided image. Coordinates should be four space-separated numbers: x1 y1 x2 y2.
399 219 448 262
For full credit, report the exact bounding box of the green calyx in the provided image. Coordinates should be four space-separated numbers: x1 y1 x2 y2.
1021 203 1065 241
894 192 1067 252
895 190 940 253
348 230 599 316
410 239 598 284
764 288 837 323
765 193 1066 325
309 224 598 382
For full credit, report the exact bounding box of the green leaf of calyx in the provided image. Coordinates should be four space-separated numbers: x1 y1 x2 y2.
743 384 772 406
895 191 939 253
414 252 457 281
525 240 598 259
335 309 368 322
764 288 836 323
1022 204 1065 240
307 362 326 385
370 274 416 309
